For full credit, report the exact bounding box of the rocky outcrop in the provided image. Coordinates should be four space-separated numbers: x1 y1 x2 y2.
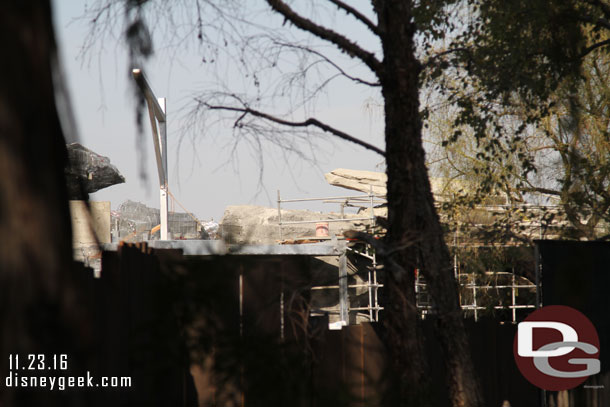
324 168 487 203
112 200 205 241
65 143 125 199
219 205 368 244
324 168 386 196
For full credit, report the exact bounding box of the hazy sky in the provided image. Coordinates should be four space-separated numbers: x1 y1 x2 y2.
52 1 385 222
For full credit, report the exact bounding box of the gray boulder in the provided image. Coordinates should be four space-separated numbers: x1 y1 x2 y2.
65 143 125 199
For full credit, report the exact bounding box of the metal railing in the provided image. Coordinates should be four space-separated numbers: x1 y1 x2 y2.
460 271 536 322
416 271 536 323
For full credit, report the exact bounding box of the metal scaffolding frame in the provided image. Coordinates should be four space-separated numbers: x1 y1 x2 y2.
459 271 536 322
413 205 566 322
276 188 385 241
273 192 547 326
416 270 537 323
276 188 386 327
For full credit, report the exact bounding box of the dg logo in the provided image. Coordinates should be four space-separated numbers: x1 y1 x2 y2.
513 305 601 390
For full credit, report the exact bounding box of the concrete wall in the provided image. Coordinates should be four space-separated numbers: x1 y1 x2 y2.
70 200 110 271
70 200 111 244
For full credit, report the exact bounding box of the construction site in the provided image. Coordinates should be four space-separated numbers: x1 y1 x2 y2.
57 71 608 407
6 3 610 407
67 137 609 407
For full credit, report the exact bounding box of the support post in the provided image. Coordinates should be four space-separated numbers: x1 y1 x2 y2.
535 243 541 309
131 69 169 240
277 190 282 241
339 248 349 326
473 276 478 322
510 267 517 324
369 185 374 226
157 98 169 240
158 97 168 240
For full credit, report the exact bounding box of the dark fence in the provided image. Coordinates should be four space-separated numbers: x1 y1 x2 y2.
538 240 610 407
77 243 539 406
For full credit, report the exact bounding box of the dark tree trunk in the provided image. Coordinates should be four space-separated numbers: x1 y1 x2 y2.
375 1 484 406
0 1 88 406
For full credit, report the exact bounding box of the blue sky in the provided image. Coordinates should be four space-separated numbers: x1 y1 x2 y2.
52 1 385 221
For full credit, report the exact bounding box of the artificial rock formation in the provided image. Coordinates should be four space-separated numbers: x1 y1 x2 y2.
65 143 125 199
324 168 387 196
219 205 364 244
323 168 480 203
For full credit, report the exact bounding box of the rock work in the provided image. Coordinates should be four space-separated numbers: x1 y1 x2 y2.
112 200 205 241
70 200 111 274
324 168 386 196
219 205 369 244
323 167 481 203
65 143 125 199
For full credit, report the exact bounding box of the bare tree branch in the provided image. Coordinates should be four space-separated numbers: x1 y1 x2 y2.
326 0 379 35
577 38 610 59
202 100 386 156
519 187 562 196
274 41 380 86
265 0 383 75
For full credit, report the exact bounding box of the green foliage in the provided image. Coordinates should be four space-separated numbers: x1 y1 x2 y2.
460 0 584 101
423 0 610 240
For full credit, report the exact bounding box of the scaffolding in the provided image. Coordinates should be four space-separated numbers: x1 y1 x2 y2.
461 271 536 322
276 188 386 240
276 188 386 326
277 190 543 327
414 205 550 322
416 271 537 323
416 229 539 324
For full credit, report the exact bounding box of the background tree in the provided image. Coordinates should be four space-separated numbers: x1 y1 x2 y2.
86 0 483 405
424 0 610 241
